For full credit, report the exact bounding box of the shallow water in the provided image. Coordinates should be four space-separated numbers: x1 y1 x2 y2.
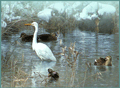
1 28 119 87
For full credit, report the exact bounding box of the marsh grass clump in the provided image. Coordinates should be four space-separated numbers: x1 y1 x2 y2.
1 51 30 87
67 42 79 65
12 69 29 87
1 39 30 87
79 69 107 87
60 42 79 68
59 42 78 87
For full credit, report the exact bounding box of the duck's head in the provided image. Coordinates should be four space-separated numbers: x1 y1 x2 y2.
20 33 26 38
105 56 112 66
51 33 56 37
48 68 59 79
105 56 112 61
51 31 60 37
48 68 53 72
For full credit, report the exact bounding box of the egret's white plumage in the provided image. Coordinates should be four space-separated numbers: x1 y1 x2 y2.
25 22 56 61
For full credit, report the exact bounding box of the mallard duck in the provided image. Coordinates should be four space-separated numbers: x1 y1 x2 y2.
37 32 58 42
24 22 56 61
20 31 59 42
94 56 112 66
48 68 59 79
20 33 33 42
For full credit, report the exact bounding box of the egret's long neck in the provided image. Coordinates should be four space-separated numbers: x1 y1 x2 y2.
32 25 38 50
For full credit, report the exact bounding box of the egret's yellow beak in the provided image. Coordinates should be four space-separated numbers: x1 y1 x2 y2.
25 23 32 26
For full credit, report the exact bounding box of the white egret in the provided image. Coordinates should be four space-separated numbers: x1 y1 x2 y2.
25 22 56 61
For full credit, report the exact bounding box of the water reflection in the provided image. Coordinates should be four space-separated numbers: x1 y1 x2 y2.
31 61 56 76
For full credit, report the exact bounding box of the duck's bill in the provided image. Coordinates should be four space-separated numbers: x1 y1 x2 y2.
25 23 31 26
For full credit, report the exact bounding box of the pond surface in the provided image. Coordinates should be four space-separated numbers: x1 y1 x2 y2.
1 28 119 87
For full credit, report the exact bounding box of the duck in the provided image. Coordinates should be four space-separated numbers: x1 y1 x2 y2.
48 68 59 79
38 32 58 42
94 56 112 66
24 22 56 61
20 33 34 42
20 32 58 42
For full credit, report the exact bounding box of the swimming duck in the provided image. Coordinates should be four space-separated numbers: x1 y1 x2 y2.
20 33 34 42
94 56 112 66
48 68 59 79
20 32 58 42
25 22 56 61
38 32 58 42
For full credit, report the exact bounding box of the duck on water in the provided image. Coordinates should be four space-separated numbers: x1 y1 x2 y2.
94 56 112 66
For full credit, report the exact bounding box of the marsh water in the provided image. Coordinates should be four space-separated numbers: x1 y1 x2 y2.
1 28 119 87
